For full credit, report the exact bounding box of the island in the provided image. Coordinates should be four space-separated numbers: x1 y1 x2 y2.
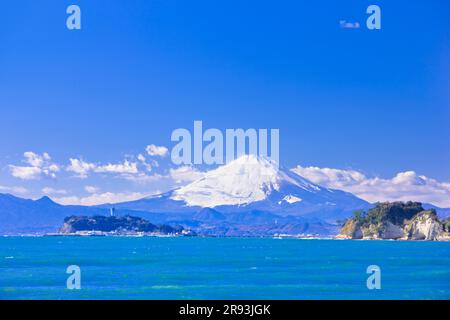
337 201 450 241
58 215 195 237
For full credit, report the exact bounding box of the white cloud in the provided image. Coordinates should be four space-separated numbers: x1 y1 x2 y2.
67 158 96 178
137 154 146 162
84 185 100 194
9 166 42 180
169 166 205 184
95 160 139 174
42 165 60 178
122 172 165 183
0 185 28 194
42 187 67 195
24 151 50 167
146 144 169 157
292 166 366 186
9 152 59 180
137 154 154 172
120 165 204 186
292 165 450 208
122 164 204 185
67 158 141 178
54 192 150 206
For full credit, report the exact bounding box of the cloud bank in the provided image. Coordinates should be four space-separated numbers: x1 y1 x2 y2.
54 191 152 206
0 185 28 194
9 152 60 180
169 166 205 184
292 165 450 208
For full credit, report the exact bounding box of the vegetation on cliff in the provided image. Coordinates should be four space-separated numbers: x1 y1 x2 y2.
352 202 423 227
444 218 450 233
59 215 186 235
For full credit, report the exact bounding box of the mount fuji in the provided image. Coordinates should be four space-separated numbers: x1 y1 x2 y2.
112 156 370 226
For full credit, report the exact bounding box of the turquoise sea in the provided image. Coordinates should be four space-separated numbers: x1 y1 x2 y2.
0 237 449 300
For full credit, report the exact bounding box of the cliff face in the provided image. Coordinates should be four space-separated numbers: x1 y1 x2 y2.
59 215 185 235
338 202 449 241
404 211 443 241
335 219 362 240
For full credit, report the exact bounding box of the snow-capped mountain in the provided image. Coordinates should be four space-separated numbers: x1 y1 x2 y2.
115 155 370 221
171 155 321 207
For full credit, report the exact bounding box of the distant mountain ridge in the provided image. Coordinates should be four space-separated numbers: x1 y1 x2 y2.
0 194 117 235
1 156 449 236
0 192 341 236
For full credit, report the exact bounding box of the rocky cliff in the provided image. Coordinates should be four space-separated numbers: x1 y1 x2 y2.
403 210 443 240
337 202 450 241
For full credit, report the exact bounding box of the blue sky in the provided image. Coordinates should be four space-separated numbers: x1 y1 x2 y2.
0 1 449 206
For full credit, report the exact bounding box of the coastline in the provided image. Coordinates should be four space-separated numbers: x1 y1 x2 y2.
1 233 449 241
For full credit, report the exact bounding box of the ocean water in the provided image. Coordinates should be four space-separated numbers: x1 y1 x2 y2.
0 237 449 300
